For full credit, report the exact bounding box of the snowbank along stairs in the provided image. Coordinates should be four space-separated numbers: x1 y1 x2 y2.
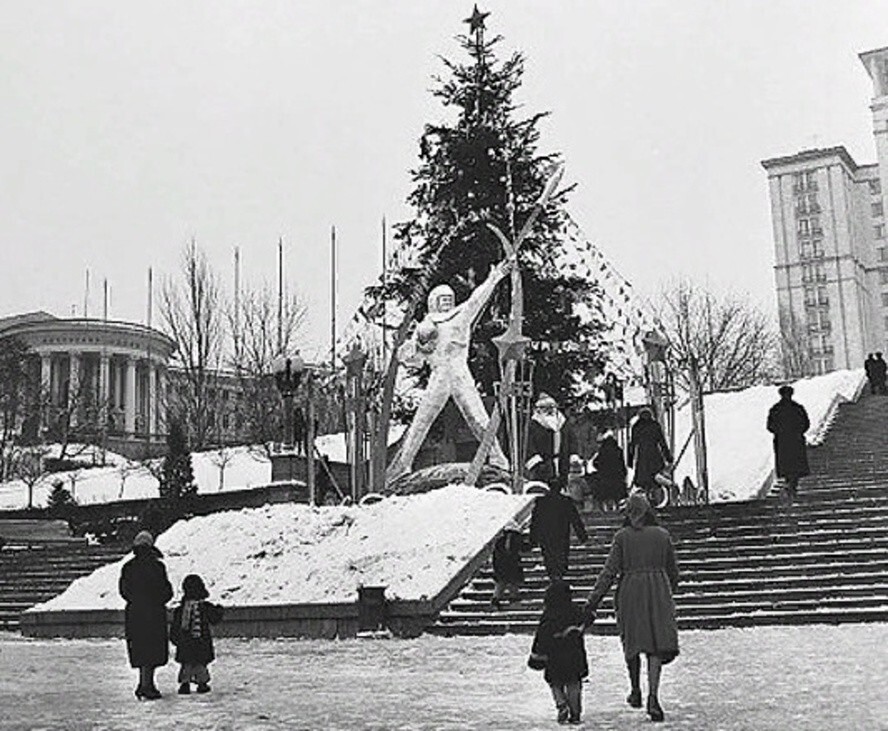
433 391 888 634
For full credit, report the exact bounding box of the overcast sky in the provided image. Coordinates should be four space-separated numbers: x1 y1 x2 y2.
2 1 887 358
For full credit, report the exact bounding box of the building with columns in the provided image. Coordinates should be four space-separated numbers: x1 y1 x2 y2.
762 45 888 374
0 311 175 456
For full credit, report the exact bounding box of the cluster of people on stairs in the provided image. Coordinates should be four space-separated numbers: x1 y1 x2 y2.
865 352 888 395
497 383 816 724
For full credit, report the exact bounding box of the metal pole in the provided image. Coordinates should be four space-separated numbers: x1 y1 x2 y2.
331 225 337 370
277 238 283 354
307 378 316 505
688 358 709 503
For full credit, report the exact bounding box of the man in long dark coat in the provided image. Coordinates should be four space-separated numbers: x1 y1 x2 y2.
766 384 810 504
529 486 588 579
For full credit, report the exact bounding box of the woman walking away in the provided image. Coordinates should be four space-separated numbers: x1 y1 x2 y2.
583 493 679 722
528 580 589 725
170 574 224 695
628 409 672 503
587 430 627 512
119 530 173 700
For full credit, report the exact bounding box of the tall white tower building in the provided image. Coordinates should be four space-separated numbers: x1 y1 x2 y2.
762 46 888 374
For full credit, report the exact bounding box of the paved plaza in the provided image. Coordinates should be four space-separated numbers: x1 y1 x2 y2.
0 624 885 730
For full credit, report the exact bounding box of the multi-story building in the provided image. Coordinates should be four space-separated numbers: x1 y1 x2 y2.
762 46 888 374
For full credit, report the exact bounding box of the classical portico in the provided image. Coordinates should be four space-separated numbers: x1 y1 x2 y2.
0 312 175 453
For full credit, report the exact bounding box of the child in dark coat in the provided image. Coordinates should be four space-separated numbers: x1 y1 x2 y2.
170 574 224 695
528 579 589 725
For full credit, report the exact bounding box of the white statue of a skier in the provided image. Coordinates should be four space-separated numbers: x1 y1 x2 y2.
385 253 516 485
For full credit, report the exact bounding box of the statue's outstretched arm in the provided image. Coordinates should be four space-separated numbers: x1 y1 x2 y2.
463 257 513 324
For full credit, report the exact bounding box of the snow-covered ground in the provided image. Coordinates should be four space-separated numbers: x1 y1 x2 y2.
32 485 531 611
672 369 865 502
1 624 885 730
0 444 272 510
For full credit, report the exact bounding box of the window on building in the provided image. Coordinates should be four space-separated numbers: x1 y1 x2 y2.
880 248 888 262
870 179 882 195
874 202 884 218
798 218 810 236
881 269 888 285
882 292 888 308
804 287 816 306
812 239 824 258
815 263 826 281
810 218 823 236
801 264 812 283
794 170 817 192
875 224 886 239
817 286 829 305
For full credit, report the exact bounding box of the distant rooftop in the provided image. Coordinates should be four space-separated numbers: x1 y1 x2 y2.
0 311 57 333
761 146 862 172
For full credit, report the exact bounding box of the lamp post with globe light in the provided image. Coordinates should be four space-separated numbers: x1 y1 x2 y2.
271 351 315 502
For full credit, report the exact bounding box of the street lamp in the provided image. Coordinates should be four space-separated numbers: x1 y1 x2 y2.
270 351 315 503
272 352 304 450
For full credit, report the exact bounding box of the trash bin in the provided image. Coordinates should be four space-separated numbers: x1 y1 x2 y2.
357 586 387 632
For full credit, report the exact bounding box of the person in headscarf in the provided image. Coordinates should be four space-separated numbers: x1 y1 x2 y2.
119 530 173 700
766 384 810 504
526 393 570 488
583 493 679 723
169 574 224 695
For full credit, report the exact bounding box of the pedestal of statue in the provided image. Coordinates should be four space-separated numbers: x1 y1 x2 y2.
270 448 306 483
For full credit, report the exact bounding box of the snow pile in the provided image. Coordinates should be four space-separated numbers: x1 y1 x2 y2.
31 484 531 611
672 369 865 502
0 445 272 510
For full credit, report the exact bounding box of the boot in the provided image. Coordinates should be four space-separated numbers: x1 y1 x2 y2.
647 695 664 722
178 683 191 695
196 683 211 694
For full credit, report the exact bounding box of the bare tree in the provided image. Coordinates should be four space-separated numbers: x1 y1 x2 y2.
778 305 816 379
161 240 225 449
117 461 141 499
11 444 51 509
209 444 235 491
650 279 779 393
227 283 307 458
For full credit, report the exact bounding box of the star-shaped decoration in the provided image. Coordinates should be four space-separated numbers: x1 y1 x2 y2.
493 328 531 363
464 4 490 34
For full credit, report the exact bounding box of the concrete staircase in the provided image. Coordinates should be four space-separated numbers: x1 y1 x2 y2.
433 392 888 635
0 544 127 631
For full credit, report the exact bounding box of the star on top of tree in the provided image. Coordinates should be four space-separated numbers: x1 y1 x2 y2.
464 4 490 34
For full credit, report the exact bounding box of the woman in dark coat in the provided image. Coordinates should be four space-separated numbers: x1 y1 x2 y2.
628 409 672 500
584 493 679 722
766 385 810 503
119 530 173 700
588 431 628 510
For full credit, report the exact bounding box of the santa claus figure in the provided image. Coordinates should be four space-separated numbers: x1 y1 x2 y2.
525 393 571 488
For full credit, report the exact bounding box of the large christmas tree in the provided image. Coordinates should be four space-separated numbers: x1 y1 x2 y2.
379 6 608 406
